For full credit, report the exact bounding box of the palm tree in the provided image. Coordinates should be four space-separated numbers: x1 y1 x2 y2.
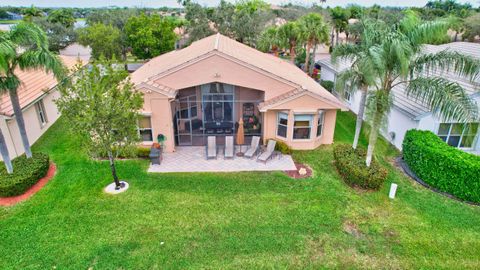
257 26 281 57
278 21 300 63
364 11 480 166
329 7 349 48
0 22 65 168
332 18 387 150
298 13 329 75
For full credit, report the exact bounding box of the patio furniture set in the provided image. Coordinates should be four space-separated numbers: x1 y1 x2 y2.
206 135 280 164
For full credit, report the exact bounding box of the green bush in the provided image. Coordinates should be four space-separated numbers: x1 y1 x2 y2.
403 129 480 203
273 140 293 155
320 80 334 92
0 152 50 197
333 144 388 190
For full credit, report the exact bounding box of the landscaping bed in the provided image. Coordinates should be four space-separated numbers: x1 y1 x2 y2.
0 153 50 197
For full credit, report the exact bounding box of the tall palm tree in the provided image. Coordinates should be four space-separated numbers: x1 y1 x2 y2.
0 22 65 168
257 26 281 57
298 13 329 75
278 21 300 63
329 7 349 48
364 11 480 166
332 18 387 150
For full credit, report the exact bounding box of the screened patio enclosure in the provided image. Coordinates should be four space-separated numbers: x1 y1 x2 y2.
173 83 264 146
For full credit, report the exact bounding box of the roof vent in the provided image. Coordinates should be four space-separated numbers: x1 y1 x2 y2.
214 33 220 50
301 85 307 90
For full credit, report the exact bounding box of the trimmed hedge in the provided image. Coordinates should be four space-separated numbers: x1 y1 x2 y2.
403 129 480 203
320 80 334 93
94 146 151 159
0 152 50 197
333 144 388 190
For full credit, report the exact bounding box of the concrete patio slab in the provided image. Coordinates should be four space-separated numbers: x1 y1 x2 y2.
148 146 297 173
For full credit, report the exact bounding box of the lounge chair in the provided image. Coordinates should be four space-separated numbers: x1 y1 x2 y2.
206 136 217 159
257 140 277 164
244 136 260 159
224 136 234 159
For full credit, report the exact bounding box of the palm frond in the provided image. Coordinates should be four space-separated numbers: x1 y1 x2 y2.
17 49 66 80
9 22 49 50
406 77 478 122
410 50 480 82
331 43 360 64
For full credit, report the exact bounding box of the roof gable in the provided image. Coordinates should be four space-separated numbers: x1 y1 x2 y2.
131 33 343 109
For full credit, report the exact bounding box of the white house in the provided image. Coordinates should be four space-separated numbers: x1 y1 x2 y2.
319 42 480 155
0 55 81 160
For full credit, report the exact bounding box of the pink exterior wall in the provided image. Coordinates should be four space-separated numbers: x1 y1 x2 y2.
0 90 61 160
141 90 176 152
154 54 295 100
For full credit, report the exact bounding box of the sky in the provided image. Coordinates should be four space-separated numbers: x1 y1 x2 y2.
1 0 478 8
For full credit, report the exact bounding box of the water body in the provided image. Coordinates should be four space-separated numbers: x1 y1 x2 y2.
0 19 86 31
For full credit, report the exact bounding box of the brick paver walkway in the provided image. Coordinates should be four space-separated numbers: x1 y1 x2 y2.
148 146 297 173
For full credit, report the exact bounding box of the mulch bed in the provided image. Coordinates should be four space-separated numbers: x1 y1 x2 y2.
0 163 57 207
284 162 313 179
395 157 480 207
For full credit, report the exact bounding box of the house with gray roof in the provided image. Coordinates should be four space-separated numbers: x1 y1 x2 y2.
318 42 480 155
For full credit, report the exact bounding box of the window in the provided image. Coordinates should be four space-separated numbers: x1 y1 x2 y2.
317 111 325 137
437 123 479 148
35 100 48 127
343 91 352 103
293 114 313 140
139 116 153 141
277 112 288 138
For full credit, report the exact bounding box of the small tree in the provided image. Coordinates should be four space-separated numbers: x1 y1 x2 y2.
56 60 144 189
77 23 123 60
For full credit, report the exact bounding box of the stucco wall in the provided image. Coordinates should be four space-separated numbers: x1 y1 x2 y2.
0 90 61 160
263 109 336 150
382 107 419 150
154 54 296 101
141 89 176 152
320 66 336 82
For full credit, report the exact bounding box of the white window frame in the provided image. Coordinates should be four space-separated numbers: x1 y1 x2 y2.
138 116 154 142
317 110 325 137
293 114 313 140
276 112 288 138
35 100 48 127
436 122 479 149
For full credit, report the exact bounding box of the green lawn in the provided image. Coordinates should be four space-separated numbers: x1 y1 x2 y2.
1 112 479 269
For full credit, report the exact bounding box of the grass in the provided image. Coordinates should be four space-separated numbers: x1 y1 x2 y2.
0 111 479 269
0 19 20 24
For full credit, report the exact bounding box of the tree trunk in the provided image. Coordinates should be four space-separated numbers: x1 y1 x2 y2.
454 32 458 42
353 87 367 150
289 40 296 63
330 28 335 49
9 88 32 158
122 47 128 71
272 45 279 57
107 150 122 189
0 129 13 174
304 41 311 72
366 108 383 167
335 30 339 46
309 43 318 76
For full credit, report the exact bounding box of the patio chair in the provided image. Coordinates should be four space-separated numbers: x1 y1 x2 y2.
224 136 234 159
257 140 277 164
206 136 217 159
244 136 260 159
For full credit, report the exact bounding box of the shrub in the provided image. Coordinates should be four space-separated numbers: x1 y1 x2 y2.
333 144 388 190
273 140 292 155
0 153 50 197
320 80 334 92
403 129 480 203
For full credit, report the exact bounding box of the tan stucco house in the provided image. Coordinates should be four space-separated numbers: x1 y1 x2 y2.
0 55 79 160
131 33 346 152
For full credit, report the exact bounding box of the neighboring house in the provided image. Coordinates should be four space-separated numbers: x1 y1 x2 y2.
59 43 91 63
131 33 346 152
0 55 81 160
318 42 480 155
5 12 23 20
